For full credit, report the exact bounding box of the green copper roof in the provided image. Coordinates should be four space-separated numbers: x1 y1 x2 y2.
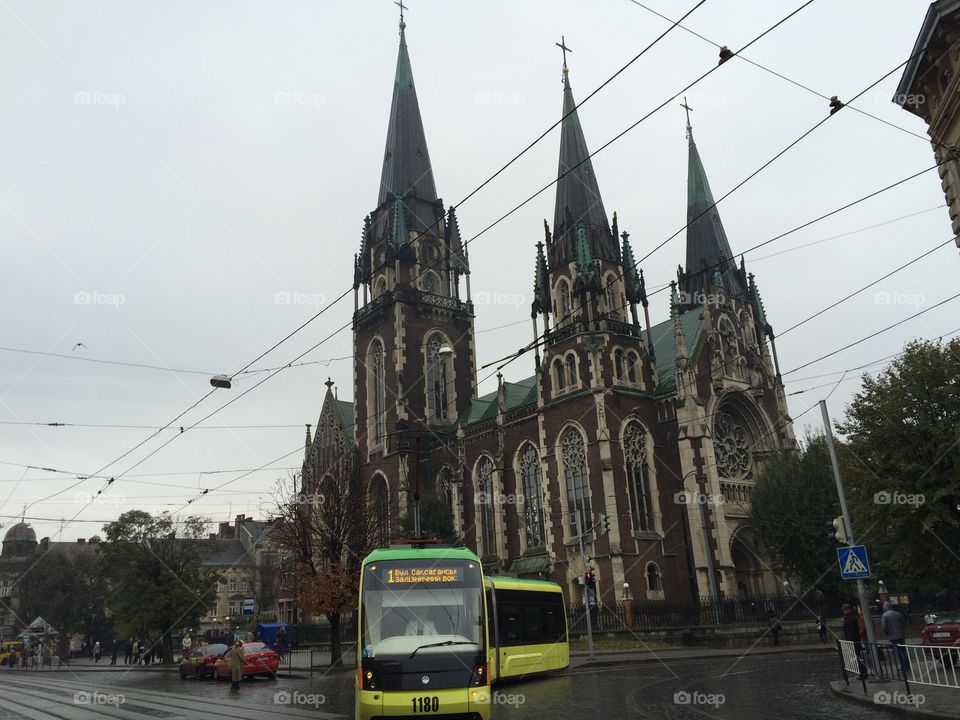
574 224 599 289
391 197 408 248
748 272 768 328
684 130 745 299
643 309 703 396
378 25 437 206
460 376 537 428
554 70 608 235
336 400 355 442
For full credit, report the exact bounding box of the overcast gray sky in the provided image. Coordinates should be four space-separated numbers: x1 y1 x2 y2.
1 0 955 541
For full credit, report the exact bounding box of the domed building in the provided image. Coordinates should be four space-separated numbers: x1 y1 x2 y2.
1 522 38 559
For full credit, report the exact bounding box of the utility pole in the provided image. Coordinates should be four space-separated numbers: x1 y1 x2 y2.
575 507 594 660
413 436 422 537
820 401 878 657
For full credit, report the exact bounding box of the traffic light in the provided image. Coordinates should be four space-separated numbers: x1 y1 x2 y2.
584 571 596 588
599 513 611 534
829 516 848 544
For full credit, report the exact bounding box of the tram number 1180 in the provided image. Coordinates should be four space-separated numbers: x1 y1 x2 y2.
412 696 440 713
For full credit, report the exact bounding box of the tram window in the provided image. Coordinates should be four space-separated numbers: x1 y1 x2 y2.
523 605 545 643
494 589 567 646
498 603 522 645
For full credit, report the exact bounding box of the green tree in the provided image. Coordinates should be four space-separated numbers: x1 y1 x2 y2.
750 434 845 596
836 338 960 591
18 547 109 657
99 511 221 663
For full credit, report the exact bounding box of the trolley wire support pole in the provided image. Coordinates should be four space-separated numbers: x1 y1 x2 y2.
413 436 422 538
820 400 879 670
575 507 595 660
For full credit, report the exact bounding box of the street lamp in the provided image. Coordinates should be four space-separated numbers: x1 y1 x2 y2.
210 374 232 389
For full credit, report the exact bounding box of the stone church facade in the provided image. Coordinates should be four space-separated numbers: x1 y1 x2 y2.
302 20 797 608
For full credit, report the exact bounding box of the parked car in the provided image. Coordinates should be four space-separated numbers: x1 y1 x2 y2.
178 643 227 680
213 642 279 681
0 641 23 666
920 611 960 666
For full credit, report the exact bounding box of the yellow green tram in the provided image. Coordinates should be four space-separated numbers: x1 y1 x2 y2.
356 547 568 719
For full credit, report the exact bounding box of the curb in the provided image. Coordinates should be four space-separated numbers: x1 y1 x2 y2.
829 681 959 719
568 644 835 669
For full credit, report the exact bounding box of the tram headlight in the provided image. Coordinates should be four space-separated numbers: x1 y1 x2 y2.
472 662 489 686
362 668 377 690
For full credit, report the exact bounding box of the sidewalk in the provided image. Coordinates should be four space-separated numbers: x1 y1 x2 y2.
569 641 835 668
831 678 960 718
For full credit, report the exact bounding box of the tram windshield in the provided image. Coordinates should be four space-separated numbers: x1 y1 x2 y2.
360 559 484 658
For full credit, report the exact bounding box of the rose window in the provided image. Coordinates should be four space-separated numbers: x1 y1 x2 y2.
714 412 751 480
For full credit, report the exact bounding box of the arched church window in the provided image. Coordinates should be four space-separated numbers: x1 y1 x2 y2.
374 276 387 299
477 457 496 556
370 476 390 548
426 334 450 420
558 279 571 321
714 412 751 480
566 354 577 386
421 270 441 295
624 421 654 533
626 352 638 384
554 358 566 391
645 562 661 592
560 428 591 538
614 350 624 380
518 443 545 548
370 340 386 443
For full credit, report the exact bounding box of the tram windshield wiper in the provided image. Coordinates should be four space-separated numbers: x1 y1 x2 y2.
408 640 478 659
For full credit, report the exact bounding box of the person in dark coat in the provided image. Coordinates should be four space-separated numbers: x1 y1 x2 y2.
124 638 132 664
230 640 244 690
110 641 118 665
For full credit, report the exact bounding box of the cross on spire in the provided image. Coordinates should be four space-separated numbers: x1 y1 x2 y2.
556 35 572 74
681 96 693 137
395 0 407 28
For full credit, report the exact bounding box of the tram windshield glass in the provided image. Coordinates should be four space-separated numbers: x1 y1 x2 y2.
360 558 484 657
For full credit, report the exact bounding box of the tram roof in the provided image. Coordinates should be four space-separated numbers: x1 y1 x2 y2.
485 575 563 592
362 546 481 564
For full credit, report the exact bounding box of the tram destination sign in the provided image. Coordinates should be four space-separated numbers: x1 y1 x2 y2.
383 566 464 585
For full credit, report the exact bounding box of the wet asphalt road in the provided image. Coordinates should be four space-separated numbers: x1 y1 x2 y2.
0 651 894 718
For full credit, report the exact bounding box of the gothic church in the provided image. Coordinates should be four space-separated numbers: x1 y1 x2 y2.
302 18 797 608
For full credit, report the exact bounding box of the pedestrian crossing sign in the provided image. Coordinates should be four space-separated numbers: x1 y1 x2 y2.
837 545 871 580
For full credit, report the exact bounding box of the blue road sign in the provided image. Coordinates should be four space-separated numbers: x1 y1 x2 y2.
837 545 871 580
241 595 256 616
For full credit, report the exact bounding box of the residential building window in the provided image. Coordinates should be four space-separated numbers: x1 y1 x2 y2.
228 601 239 616
228 579 237 592
624 421 654 533
561 428 591 539
518 443 545 548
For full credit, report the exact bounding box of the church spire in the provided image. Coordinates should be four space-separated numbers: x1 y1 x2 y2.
378 16 437 208
682 109 745 303
553 40 609 239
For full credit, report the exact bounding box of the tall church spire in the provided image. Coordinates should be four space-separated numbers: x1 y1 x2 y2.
553 44 609 239
682 115 745 302
378 17 437 208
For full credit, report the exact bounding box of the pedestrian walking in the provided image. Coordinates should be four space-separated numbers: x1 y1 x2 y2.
229 640 244 691
132 639 140 665
110 641 118 665
882 601 909 671
767 612 782 646
92 641 101 663
124 638 132 664
181 633 192 663
276 625 287 661
842 603 869 676
816 614 829 643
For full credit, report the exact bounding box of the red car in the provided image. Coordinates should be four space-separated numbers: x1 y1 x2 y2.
921 611 960 665
179 643 228 680
213 642 279 680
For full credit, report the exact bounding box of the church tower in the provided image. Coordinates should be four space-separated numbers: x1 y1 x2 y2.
352 16 476 530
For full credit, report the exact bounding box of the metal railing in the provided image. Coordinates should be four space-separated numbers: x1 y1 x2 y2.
837 639 960 695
